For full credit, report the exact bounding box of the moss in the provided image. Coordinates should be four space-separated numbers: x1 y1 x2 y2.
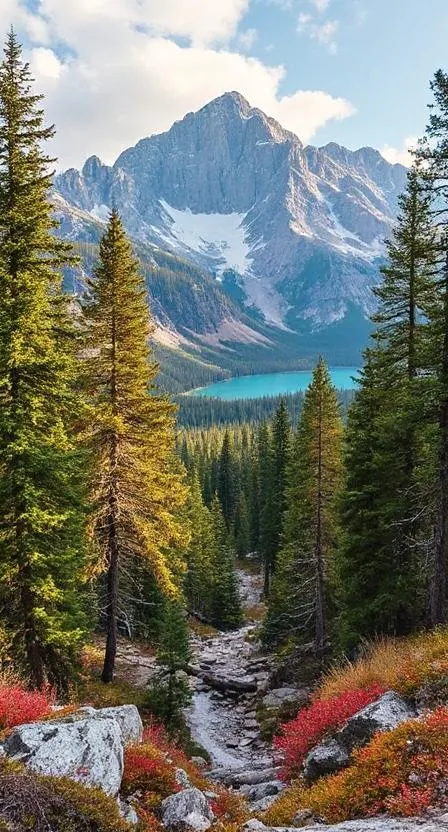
0 771 131 832
77 676 146 709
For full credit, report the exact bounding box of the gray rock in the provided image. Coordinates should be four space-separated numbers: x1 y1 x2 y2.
338 692 415 751
176 768 192 788
303 738 350 781
250 795 280 812
191 756 208 769
118 798 139 825
88 704 143 746
262 688 307 709
161 788 215 832
304 692 415 781
4 717 124 796
240 781 285 802
243 819 448 831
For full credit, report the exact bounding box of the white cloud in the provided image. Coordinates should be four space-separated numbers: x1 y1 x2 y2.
381 137 418 167
31 47 63 80
312 0 331 13
236 28 258 51
0 0 355 169
297 14 339 53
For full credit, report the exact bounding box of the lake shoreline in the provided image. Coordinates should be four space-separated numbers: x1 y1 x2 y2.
186 367 360 401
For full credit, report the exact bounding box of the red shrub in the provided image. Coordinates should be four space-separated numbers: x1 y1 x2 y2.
0 684 54 728
274 684 385 780
122 745 179 799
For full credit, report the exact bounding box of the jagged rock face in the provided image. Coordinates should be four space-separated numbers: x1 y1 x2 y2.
55 91 407 331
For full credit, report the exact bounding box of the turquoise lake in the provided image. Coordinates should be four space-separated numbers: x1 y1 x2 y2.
191 367 360 401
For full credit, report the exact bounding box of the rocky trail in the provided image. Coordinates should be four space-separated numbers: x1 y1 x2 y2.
186 568 289 801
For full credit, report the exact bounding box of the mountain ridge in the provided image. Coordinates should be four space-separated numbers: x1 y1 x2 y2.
54 90 407 348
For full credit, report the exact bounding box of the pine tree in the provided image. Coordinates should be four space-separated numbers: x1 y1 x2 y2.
217 430 237 528
418 71 448 624
184 473 215 620
262 402 291 594
234 492 251 558
146 599 192 732
210 496 243 630
85 211 188 682
0 31 87 689
336 354 410 647
336 168 437 647
265 360 343 654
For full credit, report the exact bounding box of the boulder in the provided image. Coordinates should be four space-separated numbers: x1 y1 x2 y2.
262 689 308 709
304 692 415 781
240 781 285 802
191 756 208 769
338 693 415 751
48 704 143 747
92 705 143 746
4 716 124 796
303 738 350 781
243 819 448 831
161 788 215 832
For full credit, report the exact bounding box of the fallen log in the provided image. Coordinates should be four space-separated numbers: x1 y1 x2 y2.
185 664 258 694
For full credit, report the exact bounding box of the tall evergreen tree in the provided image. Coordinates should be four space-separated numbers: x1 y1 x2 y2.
336 168 437 647
210 496 243 630
85 211 188 682
146 599 192 732
184 473 215 620
418 71 448 624
265 360 343 654
262 402 291 594
0 31 87 689
217 429 237 528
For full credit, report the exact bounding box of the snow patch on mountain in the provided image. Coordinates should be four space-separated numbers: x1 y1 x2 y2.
159 202 251 277
90 203 110 223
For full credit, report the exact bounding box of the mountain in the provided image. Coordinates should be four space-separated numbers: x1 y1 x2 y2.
54 91 407 365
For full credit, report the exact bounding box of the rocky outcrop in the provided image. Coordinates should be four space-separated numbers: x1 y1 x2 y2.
303 693 415 781
161 787 215 832
244 818 448 831
3 704 143 796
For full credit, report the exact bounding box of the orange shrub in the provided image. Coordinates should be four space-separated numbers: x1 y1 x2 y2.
264 708 448 826
210 787 248 824
318 629 448 700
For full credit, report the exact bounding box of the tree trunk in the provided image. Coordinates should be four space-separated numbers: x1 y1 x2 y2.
315 384 326 656
102 466 119 683
430 248 448 626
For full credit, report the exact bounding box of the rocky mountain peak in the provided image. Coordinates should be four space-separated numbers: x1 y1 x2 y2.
55 92 408 337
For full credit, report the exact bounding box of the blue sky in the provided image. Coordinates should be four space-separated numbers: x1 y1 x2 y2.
239 0 448 157
0 0 446 169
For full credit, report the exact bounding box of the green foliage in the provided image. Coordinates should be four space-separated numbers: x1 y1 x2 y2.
0 31 87 690
146 599 192 732
335 166 438 648
210 497 243 630
264 359 343 652
84 211 189 682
